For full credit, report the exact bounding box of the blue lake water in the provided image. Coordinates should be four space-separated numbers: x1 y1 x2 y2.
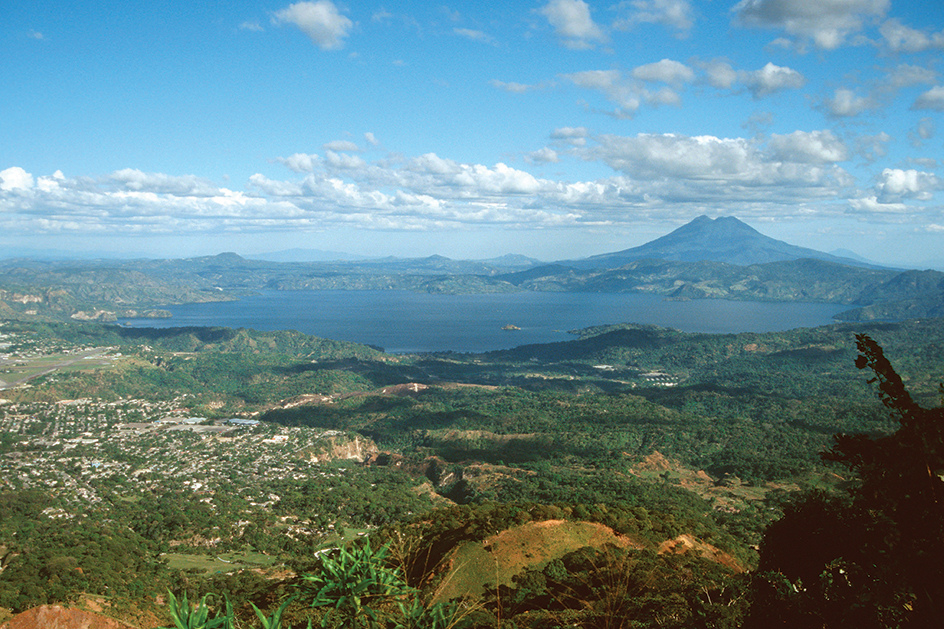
118 290 846 354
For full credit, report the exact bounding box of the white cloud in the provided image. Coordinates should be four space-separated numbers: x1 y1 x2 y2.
739 62 805 98
526 148 560 164
272 1 353 50
454 28 497 46
279 153 319 173
855 132 891 162
583 132 854 214
323 140 360 152
591 133 757 179
550 127 589 146
912 86 944 111
491 80 541 93
0 131 923 242
878 64 937 94
614 0 695 33
875 168 941 202
563 70 641 116
239 21 264 32
632 59 695 85
364 132 379 146
825 88 873 117
733 0 890 50
409 153 462 176
910 118 935 145
880 18 944 53
107 169 220 196
0 167 34 191
324 150 366 170
563 68 690 116
540 0 608 49
767 130 849 163
700 59 738 89
848 196 909 214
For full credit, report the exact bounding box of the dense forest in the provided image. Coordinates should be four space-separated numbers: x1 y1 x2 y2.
1 315 942 627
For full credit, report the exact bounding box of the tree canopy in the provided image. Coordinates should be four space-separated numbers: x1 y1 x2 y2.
750 334 944 628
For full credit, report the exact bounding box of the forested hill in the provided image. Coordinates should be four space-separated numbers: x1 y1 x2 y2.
2 315 944 627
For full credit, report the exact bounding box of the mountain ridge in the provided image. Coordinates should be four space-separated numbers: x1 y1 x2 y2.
567 215 876 269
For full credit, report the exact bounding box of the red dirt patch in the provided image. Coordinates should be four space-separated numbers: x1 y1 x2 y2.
1 605 138 629
658 534 746 573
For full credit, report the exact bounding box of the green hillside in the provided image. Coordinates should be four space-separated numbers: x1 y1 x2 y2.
1 316 943 626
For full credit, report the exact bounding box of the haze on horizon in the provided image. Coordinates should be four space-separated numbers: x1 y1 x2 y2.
2 0 943 269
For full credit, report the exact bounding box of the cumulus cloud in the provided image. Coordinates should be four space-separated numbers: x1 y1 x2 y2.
878 64 938 94
563 67 692 116
880 18 944 53
632 59 695 85
739 62 805 98
550 127 590 146
614 0 695 34
563 70 641 116
912 86 944 111
272 1 353 50
767 130 849 163
875 168 941 203
590 133 756 179
0 129 918 242
106 169 221 197
848 196 909 215
0 167 34 191
526 148 560 164
579 132 856 216
540 0 608 49
825 88 873 117
279 153 319 173
733 0 890 50
324 150 366 170
700 59 738 89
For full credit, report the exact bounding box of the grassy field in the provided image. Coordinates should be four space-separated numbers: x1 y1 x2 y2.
0 348 117 389
162 551 279 574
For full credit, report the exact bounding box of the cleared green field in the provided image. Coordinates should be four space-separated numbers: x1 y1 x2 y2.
0 349 116 389
162 551 279 574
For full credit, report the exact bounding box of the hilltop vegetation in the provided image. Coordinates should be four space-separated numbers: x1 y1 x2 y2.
2 315 943 626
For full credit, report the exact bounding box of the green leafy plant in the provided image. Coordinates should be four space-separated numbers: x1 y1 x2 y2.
298 540 412 628
160 591 234 629
250 596 296 629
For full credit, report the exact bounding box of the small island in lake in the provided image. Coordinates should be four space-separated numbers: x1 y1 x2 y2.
502 324 521 331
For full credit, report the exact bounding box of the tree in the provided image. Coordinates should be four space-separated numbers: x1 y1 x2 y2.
748 334 944 628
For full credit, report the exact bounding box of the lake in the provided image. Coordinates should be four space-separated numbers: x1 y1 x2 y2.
117 290 847 354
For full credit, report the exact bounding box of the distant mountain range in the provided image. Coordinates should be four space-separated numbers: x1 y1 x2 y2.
1 215 942 323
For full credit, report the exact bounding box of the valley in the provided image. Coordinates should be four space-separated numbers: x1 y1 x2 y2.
2 217 943 627
0 314 941 627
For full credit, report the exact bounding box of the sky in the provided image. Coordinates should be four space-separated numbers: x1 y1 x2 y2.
2 0 944 268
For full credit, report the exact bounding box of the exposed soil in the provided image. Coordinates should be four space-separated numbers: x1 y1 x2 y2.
1 605 140 629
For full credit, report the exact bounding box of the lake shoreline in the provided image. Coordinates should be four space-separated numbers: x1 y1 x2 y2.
118 289 847 354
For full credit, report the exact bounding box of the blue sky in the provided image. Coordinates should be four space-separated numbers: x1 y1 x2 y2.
2 0 943 267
